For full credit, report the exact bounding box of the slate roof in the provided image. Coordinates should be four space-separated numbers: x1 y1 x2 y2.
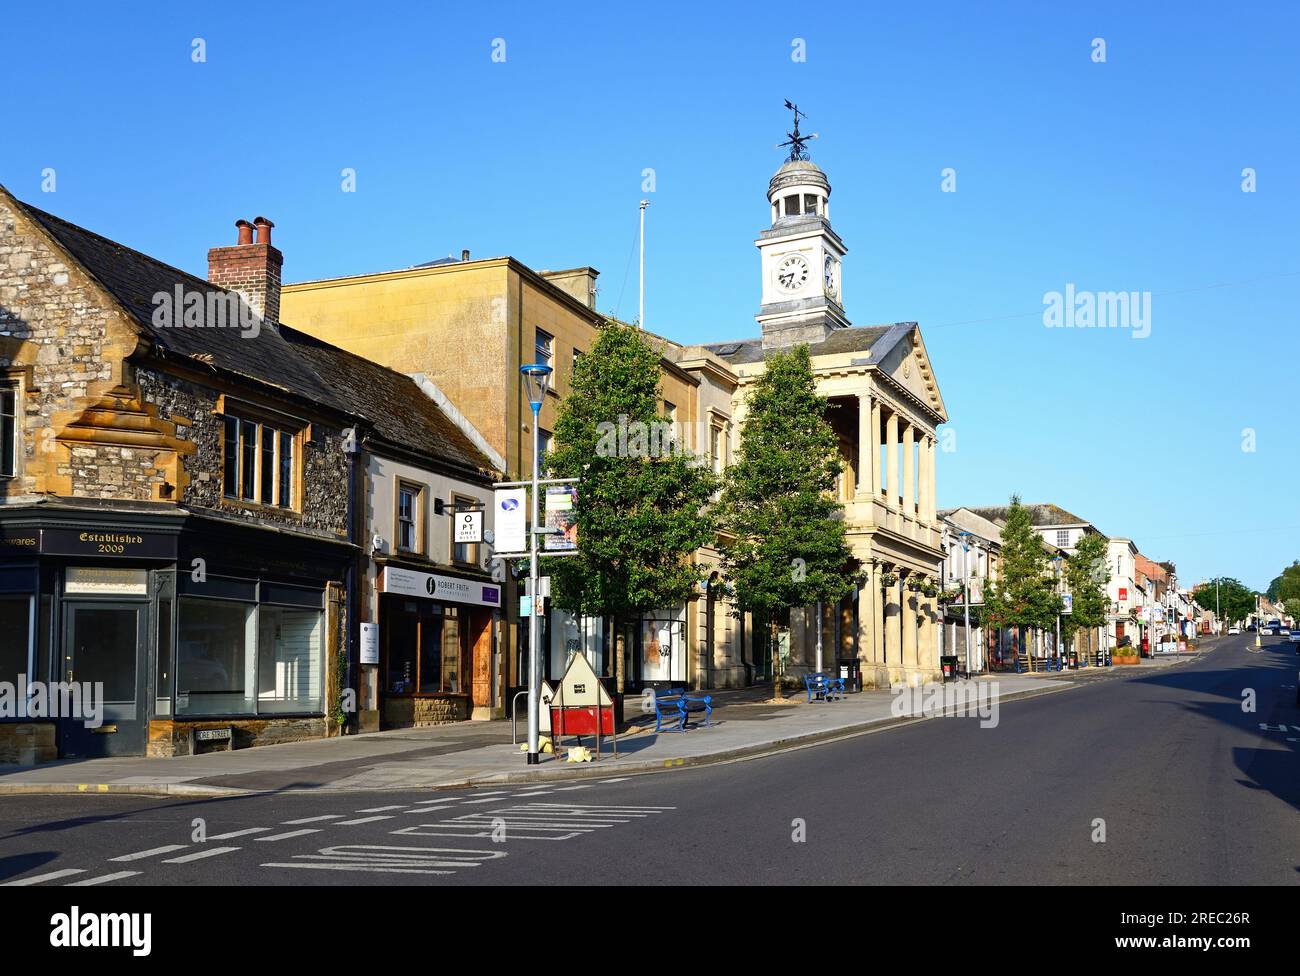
14 196 494 475
960 504 1095 529
702 323 901 365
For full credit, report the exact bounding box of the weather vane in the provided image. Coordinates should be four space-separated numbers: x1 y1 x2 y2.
777 100 819 161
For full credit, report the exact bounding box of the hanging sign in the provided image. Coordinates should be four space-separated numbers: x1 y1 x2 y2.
543 485 578 552
359 622 380 665
494 488 527 554
454 509 484 544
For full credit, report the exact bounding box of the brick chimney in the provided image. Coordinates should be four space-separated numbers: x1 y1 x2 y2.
207 216 282 326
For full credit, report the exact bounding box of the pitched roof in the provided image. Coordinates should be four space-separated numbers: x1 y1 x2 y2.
702 323 899 364
12 194 494 475
961 503 1095 529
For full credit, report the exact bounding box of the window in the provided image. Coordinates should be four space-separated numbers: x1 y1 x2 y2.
385 602 464 695
804 194 819 216
572 348 583 375
397 482 423 553
537 428 552 476
784 195 800 217
257 607 323 714
0 595 32 687
1056 529 1069 547
0 383 17 478
452 494 479 565
223 415 297 509
710 425 724 475
176 597 256 715
535 329 553 371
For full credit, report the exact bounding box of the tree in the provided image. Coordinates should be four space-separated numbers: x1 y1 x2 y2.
983 496 1062 660
1061 532 1109 661
717 345 853 697
544 320 718 689
1274 561 1300 613
1191 577 1255 625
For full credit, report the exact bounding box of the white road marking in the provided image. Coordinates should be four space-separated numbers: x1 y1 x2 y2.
394 801 676 842
355 805 407 813
68 871 141 886
262 844 507 876
209 827 274 840
2 869 86 886
597 778 629 783
283 815 344 825
514 790 554 796
255 829 322 842
162 846 241 863
337 815 394 826
110 844 189 862
552 784 592 791
402 806 453 814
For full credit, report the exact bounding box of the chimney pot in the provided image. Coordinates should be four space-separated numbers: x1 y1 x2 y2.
253 216 274 245
461 249 470 262
235 219 254 245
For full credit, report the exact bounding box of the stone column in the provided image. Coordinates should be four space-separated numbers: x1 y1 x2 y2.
925 434 937 523
870 563 883 669
885 411 899 509
883 569 900 674
870 397 882 497
902 573 918 672
902 423 915 518
918 433 930 523
856 393 873 496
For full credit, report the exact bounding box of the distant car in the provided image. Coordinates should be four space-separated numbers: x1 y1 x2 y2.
1228 625 1241 635
1289 630 1300 647
1261 624 1276 637
1280 627 1291 636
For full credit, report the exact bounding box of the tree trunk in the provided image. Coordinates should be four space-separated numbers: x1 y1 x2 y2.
770 619 783 700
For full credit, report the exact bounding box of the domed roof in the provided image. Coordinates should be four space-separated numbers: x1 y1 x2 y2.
768 158 830 198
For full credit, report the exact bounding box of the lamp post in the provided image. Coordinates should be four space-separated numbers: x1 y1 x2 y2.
959 532 973 676
1052 555 1063 671
520 362 553 765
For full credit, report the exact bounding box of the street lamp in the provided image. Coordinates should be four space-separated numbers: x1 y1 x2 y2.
1052 555 1063 671
958 532 973 676
520 362 552 765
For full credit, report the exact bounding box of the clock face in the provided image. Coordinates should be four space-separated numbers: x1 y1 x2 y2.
824 255 839 298
775 254 810 292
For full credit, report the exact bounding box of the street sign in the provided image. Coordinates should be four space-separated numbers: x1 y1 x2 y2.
359 622 379 665
494 488 527 553
543 485 578 552
454 509 483 544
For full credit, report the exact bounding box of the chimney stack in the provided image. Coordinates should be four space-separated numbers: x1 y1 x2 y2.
208 216 283 327
461 249 470 262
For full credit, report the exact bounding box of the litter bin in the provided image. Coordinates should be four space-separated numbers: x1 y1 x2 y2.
1068 651 1079 670
940 656 958 681
837 659 862 693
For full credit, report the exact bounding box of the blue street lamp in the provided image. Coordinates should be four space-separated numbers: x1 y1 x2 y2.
519 363 552 764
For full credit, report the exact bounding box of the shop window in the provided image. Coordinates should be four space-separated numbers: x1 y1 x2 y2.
222 415 298 509
176 597 256 716
387 603 464 695
0 595 32 688
639 610 685 683
397 481 423 553
257 607 323 713
0 383 17 479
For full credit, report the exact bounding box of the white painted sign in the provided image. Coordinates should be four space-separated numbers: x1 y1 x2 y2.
454 509 483 544
360 622 380 665
494 488 527 554
381 567 501 608
554 651 612 708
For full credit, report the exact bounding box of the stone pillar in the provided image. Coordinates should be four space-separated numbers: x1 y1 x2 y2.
926 434 937 523
883 570 900 673
856 393 873 496
870 397 882 496
902 423 915 518
918 434 931 523
902 574 918 672
885 411 899 509
869 563 883 668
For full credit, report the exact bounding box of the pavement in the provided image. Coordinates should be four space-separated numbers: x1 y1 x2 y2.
0 649 1207 798
0 632 1290 886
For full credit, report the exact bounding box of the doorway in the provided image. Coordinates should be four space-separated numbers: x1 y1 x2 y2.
60 602 149 757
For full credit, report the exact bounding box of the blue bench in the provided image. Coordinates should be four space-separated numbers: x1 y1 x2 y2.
804 672 845 703
652 688 713 732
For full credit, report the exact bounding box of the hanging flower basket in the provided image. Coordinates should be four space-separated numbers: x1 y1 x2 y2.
880 572 898 588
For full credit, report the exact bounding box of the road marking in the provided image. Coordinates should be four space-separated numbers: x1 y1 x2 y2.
462 797 510 804
262 844 507 877
552 784 592 791
337 815 394 826
283 815 344 825
597 777 629 783
402 806 453 814
110 845 189 862
514 790 554 796
355 805 407 813
3 869 86 886
162 846 241 864
414 798 463 805
394 802 676 842
209 827 274 840
68 871 141 886
255 829 322 842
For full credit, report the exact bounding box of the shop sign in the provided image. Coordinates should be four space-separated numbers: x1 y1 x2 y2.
65 567 149 596
494 488 527 554
381 566 501 608
454 509 484 544
360 622 380 665
42 528 176 559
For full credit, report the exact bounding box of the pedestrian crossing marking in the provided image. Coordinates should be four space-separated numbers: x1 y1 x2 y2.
209 827 274 840
162 846 241 864
283 815 345 824
394 802 676 842
110 844 188 862
337 815 394 826
356 805 407 813
255 828 322 842
262 844 507 877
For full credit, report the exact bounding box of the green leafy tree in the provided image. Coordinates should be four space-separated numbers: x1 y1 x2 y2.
983 495 1063 659
1061 532 1110 660
1191 577 1255 625
1274 562 1300 614
717 346 853 697
544 320 718 688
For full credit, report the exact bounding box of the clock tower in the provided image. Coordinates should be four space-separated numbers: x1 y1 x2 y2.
756 106 849 350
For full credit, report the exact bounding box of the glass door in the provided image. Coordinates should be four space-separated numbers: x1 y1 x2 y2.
60 603 148 757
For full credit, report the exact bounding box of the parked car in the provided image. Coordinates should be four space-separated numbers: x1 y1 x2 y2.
1288 630 1300 647
1261 624 1276 637
1228 625 1241 635
1279 627 1290 636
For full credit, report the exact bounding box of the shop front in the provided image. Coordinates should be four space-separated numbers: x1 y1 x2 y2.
0 507 351 762
376 565 501 727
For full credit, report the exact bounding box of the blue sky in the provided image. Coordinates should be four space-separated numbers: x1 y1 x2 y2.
6 1 1297 590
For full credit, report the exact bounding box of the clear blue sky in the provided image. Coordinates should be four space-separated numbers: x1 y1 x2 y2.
7 2 1297 591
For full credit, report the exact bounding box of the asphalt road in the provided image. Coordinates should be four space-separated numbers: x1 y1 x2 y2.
1 633 1297 886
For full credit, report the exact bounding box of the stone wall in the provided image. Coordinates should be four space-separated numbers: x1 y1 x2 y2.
382 696 469 728
0 723 58 765
147 718 328 757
